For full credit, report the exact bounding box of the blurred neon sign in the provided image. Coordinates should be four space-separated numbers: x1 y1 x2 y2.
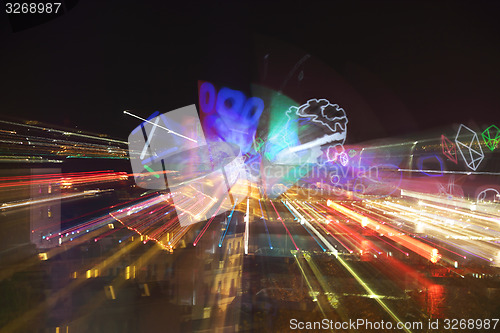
482 125 500 151
455 124 484 171
198 81 264 154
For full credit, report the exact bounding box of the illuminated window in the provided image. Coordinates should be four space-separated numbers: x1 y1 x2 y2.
86 270 91 279
38 253 48 260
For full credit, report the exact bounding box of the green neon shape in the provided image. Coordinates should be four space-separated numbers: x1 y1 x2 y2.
481 125 500 151
144 165 160 178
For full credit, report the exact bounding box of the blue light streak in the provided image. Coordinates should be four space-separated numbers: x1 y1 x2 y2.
258 199 273 249
286 200 325 252
218 200 238 247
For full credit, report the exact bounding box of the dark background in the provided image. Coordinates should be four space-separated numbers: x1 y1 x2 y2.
1 0 499 142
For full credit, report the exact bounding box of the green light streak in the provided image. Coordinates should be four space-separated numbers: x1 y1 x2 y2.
144 165 160 178
293 252 330 325
251 84 299 160
336 255 412 333
304 253 341 310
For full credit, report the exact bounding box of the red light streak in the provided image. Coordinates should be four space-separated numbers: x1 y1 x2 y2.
323 224 354 253
193 199 225 246
327 200 441 263
352 202 468 260
295 203 352 252
269 200 299 251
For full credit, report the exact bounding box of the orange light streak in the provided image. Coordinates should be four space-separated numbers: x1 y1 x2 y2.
327 200 441 263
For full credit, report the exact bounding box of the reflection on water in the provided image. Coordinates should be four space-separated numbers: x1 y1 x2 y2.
418 284 446 319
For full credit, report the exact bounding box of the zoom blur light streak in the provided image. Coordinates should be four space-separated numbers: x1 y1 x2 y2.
371 192 500 266
0 119 128 161
0 171 128 190
327 200 442 263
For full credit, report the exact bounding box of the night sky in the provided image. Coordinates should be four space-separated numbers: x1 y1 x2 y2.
1 0 499 143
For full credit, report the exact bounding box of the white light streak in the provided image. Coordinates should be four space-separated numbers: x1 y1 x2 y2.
123 110 197 143
244 198 249 255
